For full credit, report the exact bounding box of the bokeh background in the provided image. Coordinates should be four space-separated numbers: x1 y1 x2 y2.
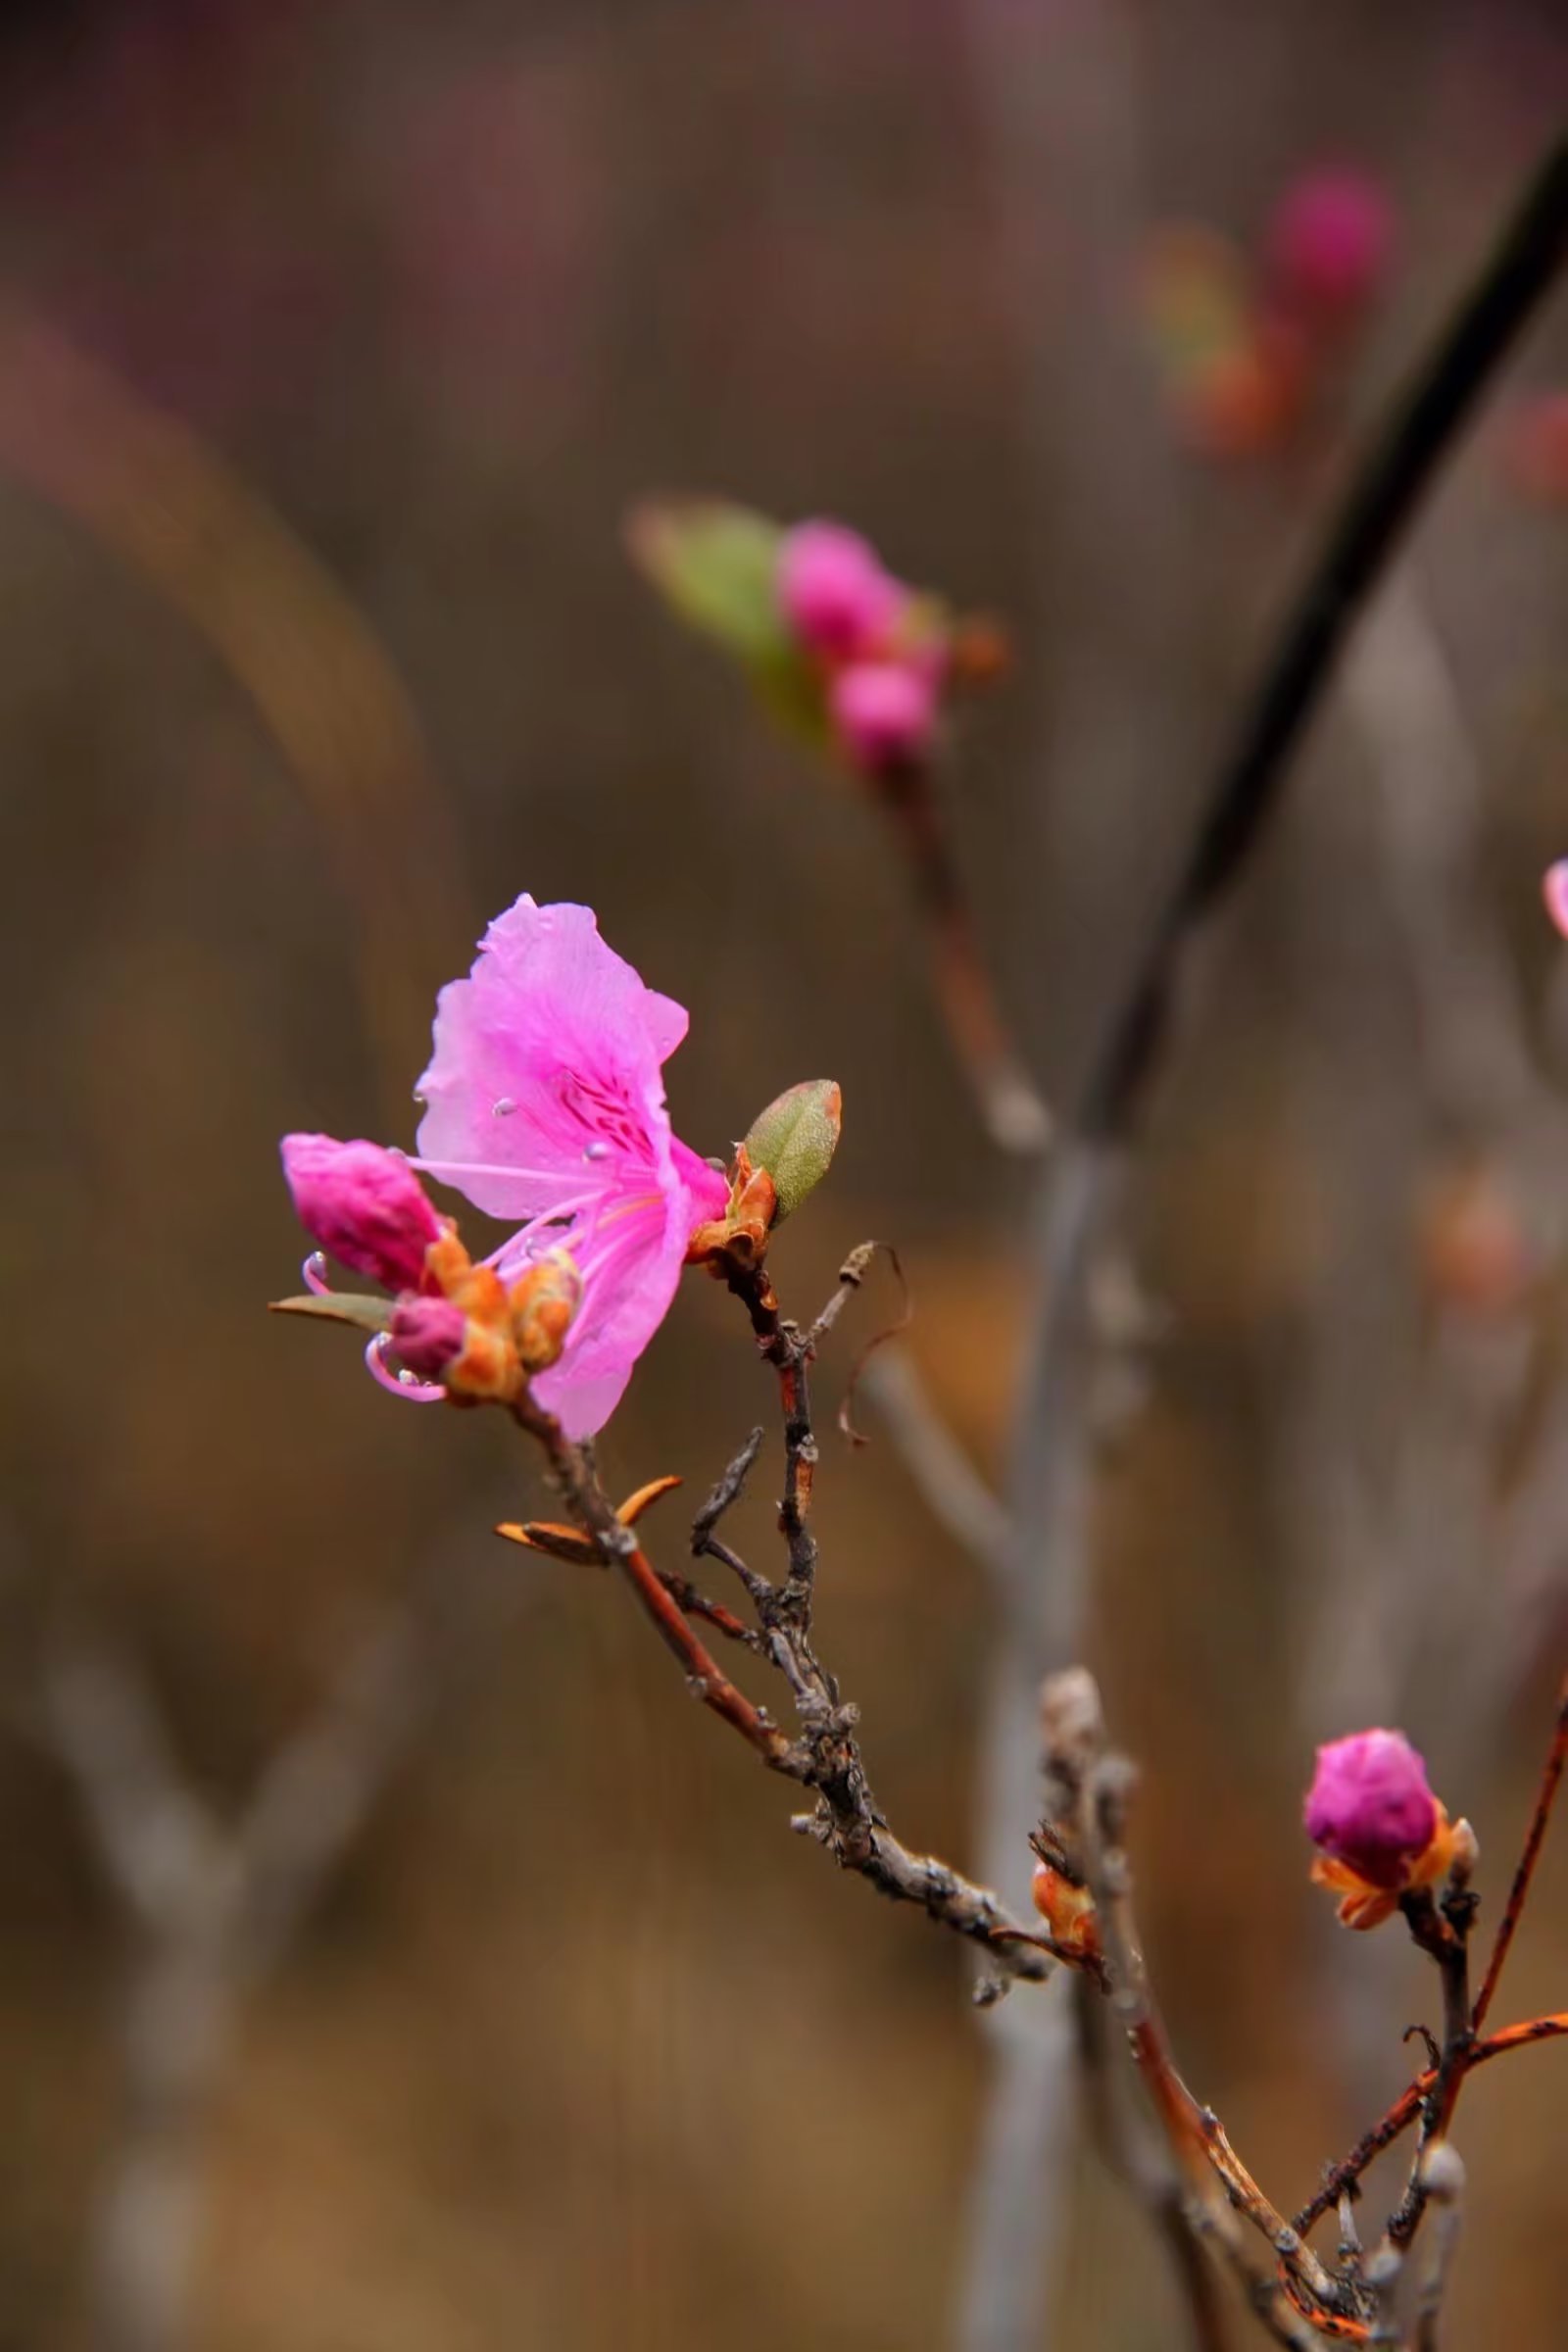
1 3 1566 2346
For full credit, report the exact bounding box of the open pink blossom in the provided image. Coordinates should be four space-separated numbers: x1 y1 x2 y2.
1304 1730 1437 1889
281 1133 443 1292
778 520 905 661
408 897 727 1438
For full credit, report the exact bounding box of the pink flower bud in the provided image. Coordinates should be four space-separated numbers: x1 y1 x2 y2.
1544 859 1568 941
778 520 903 660
1304 1730 1437 1889
1267 170 1392 319
280 1133 442 1293
828 659 938 776
388 1295 467 1379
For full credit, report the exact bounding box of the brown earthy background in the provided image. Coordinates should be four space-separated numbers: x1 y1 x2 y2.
1 3 1565 2347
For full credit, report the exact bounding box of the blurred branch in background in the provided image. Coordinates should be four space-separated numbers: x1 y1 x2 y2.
1286 550 1568 2102
8 1527 532 2352
953 116 1568 2352
955 0 1168 2334
0 299 500 2349
0 307 467 1109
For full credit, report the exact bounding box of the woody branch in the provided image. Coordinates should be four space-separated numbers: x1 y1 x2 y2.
507 1250 1056 1992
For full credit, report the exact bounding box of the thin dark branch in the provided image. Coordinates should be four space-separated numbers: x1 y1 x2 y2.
1296 2012 1568 2236
690 1426 765 1549
1384 1882 1476 2252
688 1429 775 1610
1470 1672 1568 2034
1083 134 1568 1141
513 1282 1056 1991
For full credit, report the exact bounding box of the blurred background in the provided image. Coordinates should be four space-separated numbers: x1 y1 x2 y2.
0 2 1566 2346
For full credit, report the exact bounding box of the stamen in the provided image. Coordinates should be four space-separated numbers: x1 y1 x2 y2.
365 1332 445 1403
482 1183 637 1281
303 1250 332 1296
572 1199 665 1298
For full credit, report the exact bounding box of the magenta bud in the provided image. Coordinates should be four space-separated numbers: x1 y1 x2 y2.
387 1295 467 1379
1304 1730 1437 1888
778 520 903 660
828 659 938 775
1544 859 1568 942
280 1133 442 1293
1267 169 1392 318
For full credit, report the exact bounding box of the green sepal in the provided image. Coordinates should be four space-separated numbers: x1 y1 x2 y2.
269 1291 395 1333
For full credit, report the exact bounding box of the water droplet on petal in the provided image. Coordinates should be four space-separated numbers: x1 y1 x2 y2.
583 1140 610 1163
492 1097 516 1118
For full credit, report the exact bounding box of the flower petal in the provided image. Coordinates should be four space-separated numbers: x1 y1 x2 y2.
416 898 677 1219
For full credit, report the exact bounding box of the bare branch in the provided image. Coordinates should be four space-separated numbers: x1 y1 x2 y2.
36 1641 220 1934
858 1349 1011 1586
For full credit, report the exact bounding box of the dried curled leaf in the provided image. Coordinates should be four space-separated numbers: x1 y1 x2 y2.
742 1080 842 1221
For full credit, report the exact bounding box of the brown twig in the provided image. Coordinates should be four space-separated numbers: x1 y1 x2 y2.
1052 1683 1232 2352
513 1395 800 1774
807 1240 910 1443
1071 1738 1337 2349
717 1256 822 1635
1297 2011 1568 2237
1073 1970 1233 2352
880 764 1052 1156
688 1427 777 1614
509 1318 1055 1989
1470 1673 1568 2034
1379 1872 1477 2256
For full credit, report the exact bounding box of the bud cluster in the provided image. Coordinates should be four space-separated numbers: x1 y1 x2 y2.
1143 166 1393 461
776 520 948 778
277 1133 582 1405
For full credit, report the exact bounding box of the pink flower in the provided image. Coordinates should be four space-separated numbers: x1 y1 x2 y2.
1267 169 1392 320
388 1296 468 1380
409 897 728 1438
829 660 938 775
778 520 904 661
1543 860 1568 940
281 1134 443 1292
1303 1730 1437 1889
